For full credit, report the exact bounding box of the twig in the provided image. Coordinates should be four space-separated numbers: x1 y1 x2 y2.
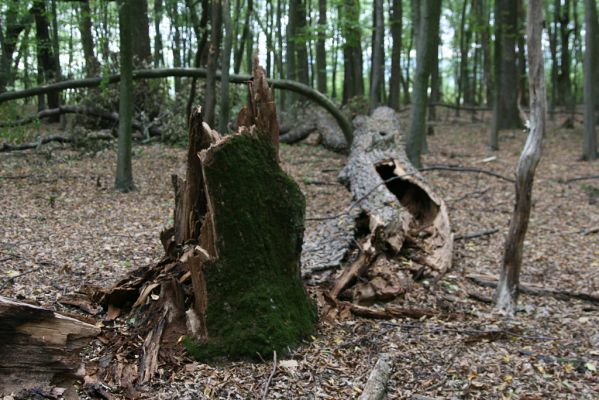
562 175 599 184
454 228 499 241
0 264 46 291
423 164 515 183
261 351 277 400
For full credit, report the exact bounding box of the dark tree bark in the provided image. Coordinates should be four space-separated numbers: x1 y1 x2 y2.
315 0 327 94
153 0 164 68
406 0 442 168
219 0 232 133
492 0 521 141
369 0 384 111
340 0 364 104
78 0 100 77
185 0 210 121
388 0 403 110
32 0 60 118
234 0 253 73
168 0 182 92
204 0 223 128
583 0 598 160
115 0 135 192
0 1 33 92
495 0 546 314
131 0 152 66
295 0 310 85
516 0 527 106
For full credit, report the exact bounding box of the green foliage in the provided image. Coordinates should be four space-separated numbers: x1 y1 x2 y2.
184 134 316 361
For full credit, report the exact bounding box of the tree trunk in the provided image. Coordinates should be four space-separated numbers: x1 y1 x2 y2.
115 0 135 192
99 65 315 376
0 0 33 93
316 0 327 94
169 0 182 92
32 0 60 118
296 0 310 85
234 0 253 73
369 0 384 112
583 0 598 160
406 0 442 168
493 0 522 132
340 0 364 104
185 0 209 122
388 0 402 110
78 0 100 77
204 0 223 127
495 0 546 314
219 0 233 133
153 0 164 68
131 0 152 66
0 296 99 394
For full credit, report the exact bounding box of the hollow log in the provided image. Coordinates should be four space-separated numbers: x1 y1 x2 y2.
304 107 453 307
97 63 315 385
0 296 100 394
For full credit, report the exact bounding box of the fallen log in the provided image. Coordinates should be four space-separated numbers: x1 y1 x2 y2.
0 68 353 144
0 135 71 152
0 105 162 137
280 105 348 153
0 296 100 394
304 107 452 316
96 63 315 385
466 274 599 305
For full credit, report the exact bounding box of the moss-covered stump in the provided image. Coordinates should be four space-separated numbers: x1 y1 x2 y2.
185 133 316 359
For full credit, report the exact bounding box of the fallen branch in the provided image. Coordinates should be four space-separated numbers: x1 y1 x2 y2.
358 353 393 400
455 228 499 241
0 135 71 152
343 301 440 320
466 274 599 305
562 175 599 183
0 68 353 144
261 351 277 400
423 164 515 183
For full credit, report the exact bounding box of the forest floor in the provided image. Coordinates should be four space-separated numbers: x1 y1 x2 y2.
0 111 598 399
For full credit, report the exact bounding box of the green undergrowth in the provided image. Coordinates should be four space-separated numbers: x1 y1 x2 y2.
184 134 317 361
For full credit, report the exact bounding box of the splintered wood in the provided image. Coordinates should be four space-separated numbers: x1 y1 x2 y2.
307 107 453 319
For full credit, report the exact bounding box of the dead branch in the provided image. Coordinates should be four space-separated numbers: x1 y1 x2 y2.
261 351 277 400
455 228 499 241
467 274 599 305
562 175 599 183
0 135 71 152
423 164 515 183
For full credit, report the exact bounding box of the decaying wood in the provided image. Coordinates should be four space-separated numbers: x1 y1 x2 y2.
455 228 499 241
279 105 348 152
359 353 393 400
96 62 314 385
0 296 100 394
467 274 599 305
305 107 453 314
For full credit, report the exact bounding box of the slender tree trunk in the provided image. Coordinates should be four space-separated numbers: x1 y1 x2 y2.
287 0 298 104
204 0 223 127
296 0 310 85
493 0 521 134
406 0 442 168
428 32 441 122
234 0 253 73
316 0 327 94
369 0 384 111
388 0 403 110
481 0 492 106
548 0 559 119
456 0 468 114
78 0 100 77
33 0 60 118
115 0 135 192
219 0 232 133
186 0 210 121
583 0 598 160
340 0 364 104
495 0 546 314
516 0 527 106
331 27 338 99
154 0 164 68
276 0 286 109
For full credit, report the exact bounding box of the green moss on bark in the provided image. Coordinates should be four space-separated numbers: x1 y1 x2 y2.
184 134 316 360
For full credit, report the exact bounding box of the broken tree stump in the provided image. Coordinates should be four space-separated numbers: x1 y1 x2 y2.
0 296 100 394
97 62 315 385
305 107 453 310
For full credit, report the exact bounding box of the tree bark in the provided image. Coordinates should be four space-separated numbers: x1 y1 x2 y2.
315 0 327 94
0 1 33 92
583 0 598 160
388 0 403 110
369 0 384 112
495 0 546 314
115 0 135 192
340 0 364 103
32 0 60 117
153 0 164 68
492 0 522 134
204 0 223 127
78 0 100 77
406 0 442 168
131 0 152 66
0 296 100 394
219 0 233 133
